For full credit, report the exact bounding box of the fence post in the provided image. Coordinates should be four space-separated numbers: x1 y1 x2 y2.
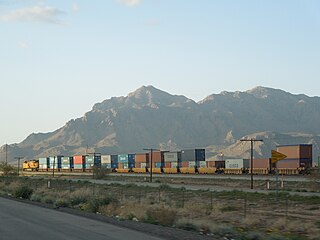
210 191 213 210
182 189 185 208
47 180 51 189
244 193 247 218
120 188 123 202
69 180 72 193
285 195 288 221
158 187 161 204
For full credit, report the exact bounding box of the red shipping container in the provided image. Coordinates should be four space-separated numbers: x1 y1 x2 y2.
206 160 225 168
206 161 214 168
135 162 141 168
73 155 85 164
181 162 189 167
151 151 162 163
135 153 149 163
165 162 171 168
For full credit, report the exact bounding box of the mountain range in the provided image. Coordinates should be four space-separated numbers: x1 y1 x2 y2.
1 86 320 163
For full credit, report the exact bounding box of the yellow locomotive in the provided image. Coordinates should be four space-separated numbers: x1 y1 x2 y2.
23 160 39 171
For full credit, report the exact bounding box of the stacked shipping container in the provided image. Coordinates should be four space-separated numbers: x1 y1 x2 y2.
38 157 48 171
276 144 312 169
135 153 149 168
73 155 85 170
85 154 101 170
117 154 135 169
163 151 181 168
181 149 205 168
61 156 73 170
101 155 111 168
48 156 62 170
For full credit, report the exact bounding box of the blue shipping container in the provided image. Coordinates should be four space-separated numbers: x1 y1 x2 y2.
111 155 118 164
195 149 205 161
118 154 128 163
128 154 135 164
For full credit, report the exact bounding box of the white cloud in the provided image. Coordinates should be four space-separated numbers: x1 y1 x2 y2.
116 0 142 7
18 41 28 49
1 6 65 24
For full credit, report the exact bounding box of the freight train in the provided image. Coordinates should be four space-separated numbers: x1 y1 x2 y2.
22 147 313 175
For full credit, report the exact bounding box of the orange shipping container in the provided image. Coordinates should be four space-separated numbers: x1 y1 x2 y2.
276 159 300 169
276 144 312 159
73 155 85 164
250 158 270 169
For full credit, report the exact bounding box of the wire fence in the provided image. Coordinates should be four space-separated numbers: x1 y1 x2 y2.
1 176 319 226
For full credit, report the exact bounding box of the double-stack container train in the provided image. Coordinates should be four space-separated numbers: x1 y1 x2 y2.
22 144 314 175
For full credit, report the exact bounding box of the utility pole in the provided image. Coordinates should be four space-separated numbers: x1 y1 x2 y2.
5 143 8 164
143 148 159 183
15 157 23 176
52 156 56 178
240 138 263 189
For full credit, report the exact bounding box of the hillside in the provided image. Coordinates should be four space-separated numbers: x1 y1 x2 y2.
1 86 320 163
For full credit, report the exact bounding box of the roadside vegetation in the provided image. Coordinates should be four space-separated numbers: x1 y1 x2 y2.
0 176 319 240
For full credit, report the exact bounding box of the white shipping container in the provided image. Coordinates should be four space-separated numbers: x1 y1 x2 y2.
225 159 249 169
101 155 112 164
189 161 196 167
141 163 147 168
164 152 179 162
199 161 206 168
171 162 178 168
39 164 47 169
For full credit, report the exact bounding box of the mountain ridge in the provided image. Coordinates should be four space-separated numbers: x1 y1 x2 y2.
1 85 320 163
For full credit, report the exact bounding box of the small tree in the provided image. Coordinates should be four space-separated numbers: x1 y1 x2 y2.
0 162 16 176
93 166 111 179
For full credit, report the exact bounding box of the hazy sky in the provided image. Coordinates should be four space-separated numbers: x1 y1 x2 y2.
1 0 320 146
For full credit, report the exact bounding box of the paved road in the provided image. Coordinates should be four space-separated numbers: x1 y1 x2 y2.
0 197 165 240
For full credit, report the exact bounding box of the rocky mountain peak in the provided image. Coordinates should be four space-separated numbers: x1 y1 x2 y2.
93 85 196 111
246 86 288 99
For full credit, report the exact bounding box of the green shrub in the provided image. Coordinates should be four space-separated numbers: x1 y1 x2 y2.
127 212 136 220
145 206 177 226
30 193 42 202
54 198 70 208
13 185 33 199
42 195 54 204
82 197 117 213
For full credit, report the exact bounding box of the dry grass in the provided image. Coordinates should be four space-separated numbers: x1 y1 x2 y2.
1 176 320 239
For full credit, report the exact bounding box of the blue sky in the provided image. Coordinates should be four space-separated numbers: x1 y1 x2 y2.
0 0 320 145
